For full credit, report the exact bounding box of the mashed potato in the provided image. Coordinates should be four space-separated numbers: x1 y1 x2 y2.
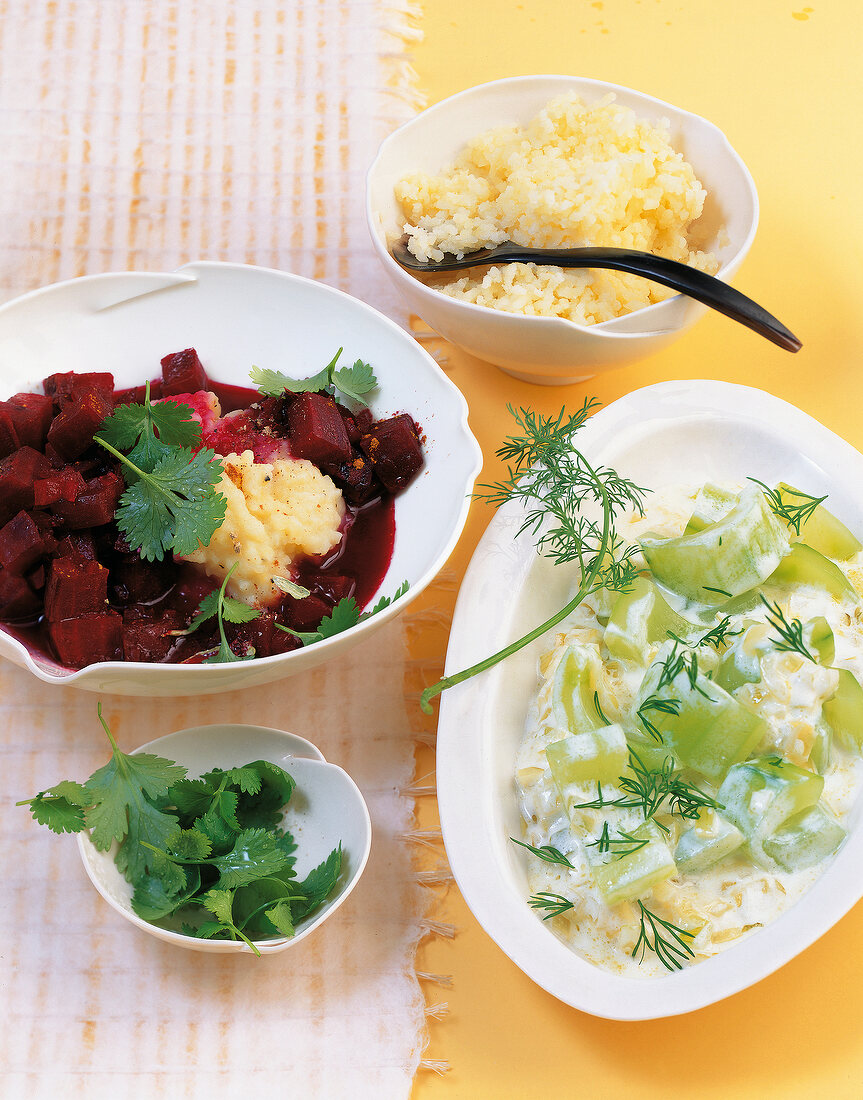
395 92 719 325
184 449 345 605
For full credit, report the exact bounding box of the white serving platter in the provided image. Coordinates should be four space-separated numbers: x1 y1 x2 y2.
436 379 863 1019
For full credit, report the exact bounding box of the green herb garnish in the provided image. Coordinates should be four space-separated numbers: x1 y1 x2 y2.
750 478 826 536
420 402 648 713
277 580 410 647
95 383 226 562
632 900 696 971
182 562 260 664
760 594 815 662
251 348 378 405
636 695 680 743
510 837 574 868
19 707 342 952
528 892 576 920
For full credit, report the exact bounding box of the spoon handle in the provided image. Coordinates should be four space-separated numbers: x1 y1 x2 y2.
393 240 801 352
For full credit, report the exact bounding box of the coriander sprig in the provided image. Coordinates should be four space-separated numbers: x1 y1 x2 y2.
251 348 378 405
420 402 648 713
276 580 410 646
95 384 227 562
632 901 696 971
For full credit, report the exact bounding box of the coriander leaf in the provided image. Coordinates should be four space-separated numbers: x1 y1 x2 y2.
210 828 289 888
276 583 408 647
223 766 264 795
367 579 409 617
83 707 186 882
186 588 259 634
232 877 297 936
249 364 331 397
235 760 295 829
97 384 202 476
132 864 201 921
331 359 378 402
263 899 296 937
168 827 213 861
107 443 227 562
290 845 342 923
202 887 235 925
167 776 223 819
195 805 239 851
21 781 89 834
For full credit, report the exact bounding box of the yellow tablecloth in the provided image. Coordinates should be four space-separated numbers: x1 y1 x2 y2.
407 2 863 1096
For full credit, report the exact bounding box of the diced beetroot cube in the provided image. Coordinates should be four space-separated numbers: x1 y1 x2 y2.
0 447 52 524
46 390 113 460
43 371 114 407
323 450 379 505
48 610 123 666
287 392 352 465
122 609 184 663
360 414 424 494
51 471 123 529
0 511 55 575
281 593 333 633
55 531 97 560
3 393 54 451
110 556 173 605
305 573 356 606
230 611 299 658
0 409 19 458
27 563 45 591
44 557 109 621
0 567 42 621
161 348 209 396
33 467 88 507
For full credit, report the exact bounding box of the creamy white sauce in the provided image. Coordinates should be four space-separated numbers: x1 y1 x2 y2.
515 482 863 978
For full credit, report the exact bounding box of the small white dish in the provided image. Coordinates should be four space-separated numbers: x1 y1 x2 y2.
366 75 758 384
0 261 482 695
77 723 372 954
436 380 863 1018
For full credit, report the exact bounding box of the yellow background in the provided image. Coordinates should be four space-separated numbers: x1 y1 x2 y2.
408 1 863 1095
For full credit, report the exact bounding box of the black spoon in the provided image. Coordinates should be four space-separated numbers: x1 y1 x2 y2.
390 237 801 353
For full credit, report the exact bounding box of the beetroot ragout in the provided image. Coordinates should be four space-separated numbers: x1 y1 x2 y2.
0 349 424 668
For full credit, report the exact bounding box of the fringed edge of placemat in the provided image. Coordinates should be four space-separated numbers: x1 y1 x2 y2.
400 565 461 1079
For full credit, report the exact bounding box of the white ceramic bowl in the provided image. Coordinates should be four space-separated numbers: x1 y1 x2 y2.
77 723 372 953
0 261 482 695
437 381 863 1018
366 75 758 385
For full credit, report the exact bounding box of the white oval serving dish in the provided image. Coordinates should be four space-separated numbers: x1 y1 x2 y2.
436 380 863 1018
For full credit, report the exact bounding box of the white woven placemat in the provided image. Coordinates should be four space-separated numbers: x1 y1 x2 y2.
0 2 438 1096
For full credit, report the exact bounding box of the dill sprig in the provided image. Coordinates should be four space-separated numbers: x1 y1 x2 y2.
572 750 722 827
632 901 696 971
528 892 576 920
750 478 826 536
420 402 649 713
510 837 574 868
760 594 815 662
587 826 650 860
636 695 680 743
690 616 742 651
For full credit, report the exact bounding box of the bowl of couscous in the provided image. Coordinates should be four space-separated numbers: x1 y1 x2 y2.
366 75 759 384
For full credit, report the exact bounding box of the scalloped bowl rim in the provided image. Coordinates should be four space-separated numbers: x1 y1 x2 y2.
0 261 482 693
